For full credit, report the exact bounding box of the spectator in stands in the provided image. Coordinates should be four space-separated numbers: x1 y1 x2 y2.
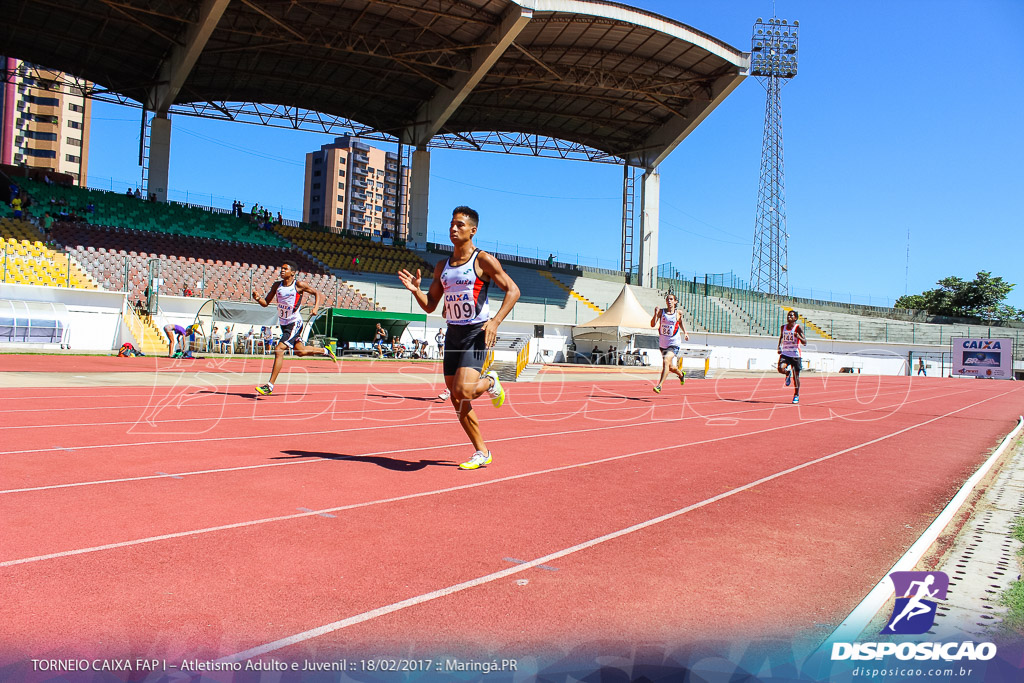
43 173 52 186
41 212 54 237
11 195 22 219
125 187 133 197
351 255 360 270
277 211 283 226
606 345 614 365
148 193 156 202
86 201 94 213
183 285 193 297
547 253 554 267
134 187 142 199
211 326 221 352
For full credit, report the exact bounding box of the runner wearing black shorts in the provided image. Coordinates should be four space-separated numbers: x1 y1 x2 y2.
777 309 806 404
398 206 520 470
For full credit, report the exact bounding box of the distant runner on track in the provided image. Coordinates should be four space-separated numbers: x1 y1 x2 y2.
651 293 689 394
777 309 806 404
252 261 337 396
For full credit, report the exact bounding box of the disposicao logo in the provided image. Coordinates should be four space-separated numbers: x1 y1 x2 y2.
830 570 997 663
882 571 947 635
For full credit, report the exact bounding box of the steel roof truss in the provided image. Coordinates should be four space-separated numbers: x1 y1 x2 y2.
406 4 533 145
147 0 231 113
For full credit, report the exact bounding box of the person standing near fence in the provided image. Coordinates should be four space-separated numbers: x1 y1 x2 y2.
397 206 520 470
917 358 927 376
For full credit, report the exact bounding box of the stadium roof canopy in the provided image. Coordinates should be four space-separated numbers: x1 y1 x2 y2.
0 0 748 167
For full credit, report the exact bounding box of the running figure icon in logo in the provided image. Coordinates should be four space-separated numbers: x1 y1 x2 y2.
882 571 948 634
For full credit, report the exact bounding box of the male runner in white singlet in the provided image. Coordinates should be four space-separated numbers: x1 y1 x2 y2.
651 293 689 394
777 309 806 404
398 206 520 470
252 260 337 396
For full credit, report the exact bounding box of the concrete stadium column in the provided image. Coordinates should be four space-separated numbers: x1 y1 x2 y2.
408 147 430 250
147 115 172 203
638 168 660 288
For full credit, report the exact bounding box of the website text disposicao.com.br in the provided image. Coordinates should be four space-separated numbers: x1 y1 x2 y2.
851 666 976 678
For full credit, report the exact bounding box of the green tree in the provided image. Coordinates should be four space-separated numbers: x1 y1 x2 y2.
900 271 1016 321
894 293 928 310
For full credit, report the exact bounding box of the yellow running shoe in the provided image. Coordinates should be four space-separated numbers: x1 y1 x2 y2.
653 385 662 394
459 450 492 470
324 345 338 363
485 370 505 408
256 383 273 396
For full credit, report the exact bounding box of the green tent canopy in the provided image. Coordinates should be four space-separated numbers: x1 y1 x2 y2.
310 308 426 344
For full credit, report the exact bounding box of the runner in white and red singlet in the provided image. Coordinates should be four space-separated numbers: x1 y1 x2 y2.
252 260 337 396
777 309 806 404
397 206 520 470
650 293 689 394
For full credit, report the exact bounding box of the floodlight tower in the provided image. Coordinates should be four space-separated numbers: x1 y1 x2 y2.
750 17 799 295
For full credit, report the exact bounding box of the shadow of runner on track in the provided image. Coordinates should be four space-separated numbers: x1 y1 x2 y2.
277 449 458 471
366 393 445 403
195 389 262 399
586 393 653 403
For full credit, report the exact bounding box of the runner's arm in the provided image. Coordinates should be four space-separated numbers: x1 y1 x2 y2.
398 261 444 313
253 281 280 307
296 280 324 316
477 252 520 347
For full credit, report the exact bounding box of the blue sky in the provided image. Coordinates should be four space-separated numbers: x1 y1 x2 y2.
86 0 1024 308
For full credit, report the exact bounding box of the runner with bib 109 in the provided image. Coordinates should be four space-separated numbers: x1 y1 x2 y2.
397 206 520 471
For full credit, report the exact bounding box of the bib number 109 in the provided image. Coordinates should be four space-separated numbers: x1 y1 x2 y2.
445 300 475 321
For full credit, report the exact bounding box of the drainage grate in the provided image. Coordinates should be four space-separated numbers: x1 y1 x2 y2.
930 439 1024 640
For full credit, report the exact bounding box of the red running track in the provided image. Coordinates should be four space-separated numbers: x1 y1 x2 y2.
0 373 1021 667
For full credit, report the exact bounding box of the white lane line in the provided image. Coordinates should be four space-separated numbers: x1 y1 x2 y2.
0 384 955 494
0 378 875 457
217 391 1015 663
2 386 1003 568
0 384 698 430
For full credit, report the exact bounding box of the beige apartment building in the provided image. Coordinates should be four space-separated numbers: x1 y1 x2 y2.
302 135 409 239
1 59 91 185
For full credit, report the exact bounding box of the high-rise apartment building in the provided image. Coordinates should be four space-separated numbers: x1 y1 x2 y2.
303 135 409 238
0 59 91 185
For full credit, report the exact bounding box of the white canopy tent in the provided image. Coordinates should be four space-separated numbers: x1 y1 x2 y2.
571 285 656 345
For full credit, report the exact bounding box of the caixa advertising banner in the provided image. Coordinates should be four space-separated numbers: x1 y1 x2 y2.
951 338 1013 379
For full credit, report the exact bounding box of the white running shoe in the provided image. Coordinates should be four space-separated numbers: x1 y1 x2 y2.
438 389 451 401
459 450 492 470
